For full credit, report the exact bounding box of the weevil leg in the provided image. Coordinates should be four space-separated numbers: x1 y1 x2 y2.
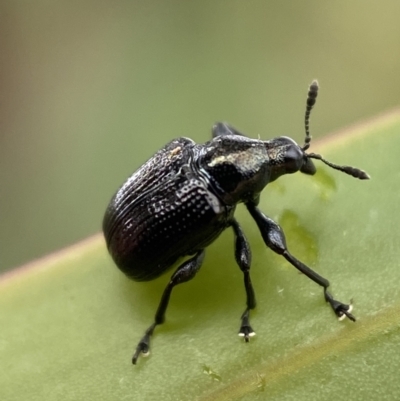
246 203 356 322
231 219 256 341
212 122 247 138
132 250 205 364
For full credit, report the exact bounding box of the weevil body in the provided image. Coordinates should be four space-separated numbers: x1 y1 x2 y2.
103 81 369 364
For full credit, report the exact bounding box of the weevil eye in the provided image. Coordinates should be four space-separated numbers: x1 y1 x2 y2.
283 144 303 174
300 157 316 175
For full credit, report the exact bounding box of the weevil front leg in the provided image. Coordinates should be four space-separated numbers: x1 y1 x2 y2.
231 219 256 341
246 203 355 322
132 250 205 364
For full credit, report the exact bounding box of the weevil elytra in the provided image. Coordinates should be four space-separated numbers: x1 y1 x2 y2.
103 80 369 364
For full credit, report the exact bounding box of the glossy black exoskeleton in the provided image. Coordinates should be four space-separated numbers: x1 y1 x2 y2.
103 81 369 364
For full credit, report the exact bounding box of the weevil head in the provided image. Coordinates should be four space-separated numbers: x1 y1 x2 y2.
265 136 316 182
265 135 370 182
266 80 369 182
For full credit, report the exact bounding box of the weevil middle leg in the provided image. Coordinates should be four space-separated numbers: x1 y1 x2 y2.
231 218 256 341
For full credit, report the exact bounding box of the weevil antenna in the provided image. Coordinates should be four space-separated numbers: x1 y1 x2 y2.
303 80 319 151
307 152 370 180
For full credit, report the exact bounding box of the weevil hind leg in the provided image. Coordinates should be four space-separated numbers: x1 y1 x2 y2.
132 250 205 364
231 219 257 341
246 202 356 322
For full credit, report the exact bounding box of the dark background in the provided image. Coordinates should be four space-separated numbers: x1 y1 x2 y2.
1 0 399 273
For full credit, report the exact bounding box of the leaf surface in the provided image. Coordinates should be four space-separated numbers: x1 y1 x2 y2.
1 109 400 401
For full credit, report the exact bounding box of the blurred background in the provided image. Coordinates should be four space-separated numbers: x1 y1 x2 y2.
1 0 399 273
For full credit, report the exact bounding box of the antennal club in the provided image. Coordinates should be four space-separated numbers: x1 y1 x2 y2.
303 80 319 151
307 152 370 180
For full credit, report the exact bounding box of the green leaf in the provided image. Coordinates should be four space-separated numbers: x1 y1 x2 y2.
1 109 400 401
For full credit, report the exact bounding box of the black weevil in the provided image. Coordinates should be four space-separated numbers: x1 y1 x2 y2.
103 80 369 364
